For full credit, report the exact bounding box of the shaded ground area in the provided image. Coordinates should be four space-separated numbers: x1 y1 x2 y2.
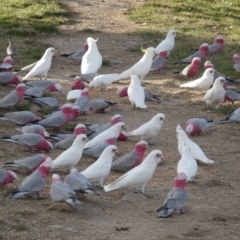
0 1 240 239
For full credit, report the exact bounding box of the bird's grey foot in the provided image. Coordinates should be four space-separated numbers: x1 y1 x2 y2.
134 189 152 198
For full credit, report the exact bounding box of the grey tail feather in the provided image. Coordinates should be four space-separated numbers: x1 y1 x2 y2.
226 78 240 86
85 189 100 195
173 71 180 74
66 198 80 205
7 189 27 199
0 116 7 120
105 101 118 107
219 119 231 124
156 203 168 212
66 74 78 78
206 123 215 128
59 53 74 57
2 162 18 168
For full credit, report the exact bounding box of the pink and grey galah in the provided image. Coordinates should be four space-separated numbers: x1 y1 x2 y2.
0 111 41 126
25 80 62 92
0 72 22 85
174 43 209 64
65 168 100 195
111 140 148 171
74 88 90 115
157 172 188 218
30 97 59 109
17 125 49 138
117 86 161 103
3 154 49 172
48 123 87 141
0 56 12 72
50 174 80 205
186 117 214 136
37 103 74 131
90 98 118 113
83 136 117 159
84 122 125 149
87 114 122 140
8 157 52 199
233 53 240 73
60 43 88 62
219 107 240 123
24 87 43 98
0 169 17 186
174 57 201 78
204 60 240 86
224 87 240 105
150 51 167 72
0 133 53 152
207 35 224 55
71 76 86 90
0 83 26 111
53 124 87 149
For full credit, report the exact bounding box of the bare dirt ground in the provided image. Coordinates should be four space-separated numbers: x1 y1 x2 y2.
0 1 240 239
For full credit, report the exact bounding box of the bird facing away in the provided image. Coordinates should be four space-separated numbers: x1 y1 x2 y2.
157 172 188 218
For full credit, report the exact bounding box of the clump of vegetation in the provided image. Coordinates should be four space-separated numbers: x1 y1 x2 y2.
11 224 29 232
129 0 240 78
0 0 69 35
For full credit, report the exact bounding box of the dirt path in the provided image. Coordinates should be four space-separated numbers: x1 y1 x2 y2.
0 1 240 240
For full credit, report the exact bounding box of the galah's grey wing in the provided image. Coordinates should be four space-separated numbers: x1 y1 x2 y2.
31 97 58 108
0 169 7 182
187 118 208 131
0 91 19 108
38 113 65 127
87 123 110 140
112 151 138 170
74 96 90 112
24 87 43 98
25 80 52 90
4 111 38 125
11 134 43 146
151 57 165 70
207 43 219 54
79 73 99 83
83 142 108 158
13 155 45 170
18 171 45 192
65 48 87 60
0 73 14 84
54 136 75 149
164 188 188 209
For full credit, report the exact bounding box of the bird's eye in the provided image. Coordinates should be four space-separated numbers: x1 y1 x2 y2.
160 117 163 120
83 138 86 141
156 153 161 157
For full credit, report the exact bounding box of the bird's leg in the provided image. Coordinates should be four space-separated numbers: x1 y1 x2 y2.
179 208 185 214
134 188 152 198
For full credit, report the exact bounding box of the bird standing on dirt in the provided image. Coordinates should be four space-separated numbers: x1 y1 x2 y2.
7 37 18 59
23 47 55 80
81 37 102 74
155 29 176 56
157 172 188 218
